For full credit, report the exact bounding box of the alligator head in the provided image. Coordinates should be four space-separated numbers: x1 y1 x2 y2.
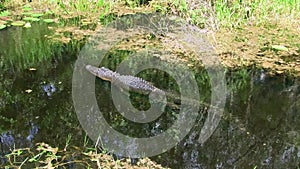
85 65 119 81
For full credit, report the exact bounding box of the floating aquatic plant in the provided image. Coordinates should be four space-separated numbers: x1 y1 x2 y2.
31 13 44 18
0 24 6 30
23 7 33 11
11 21 26 26
43 19 54 23
23 4 32 11
23 17 40 22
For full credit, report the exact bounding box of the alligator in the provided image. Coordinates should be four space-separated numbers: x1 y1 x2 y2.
85 65 207 109
85 65 164 95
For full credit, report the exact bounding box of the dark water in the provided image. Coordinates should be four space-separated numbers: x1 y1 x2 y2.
0 23 300 168
154 71 300 168
0 22 85 153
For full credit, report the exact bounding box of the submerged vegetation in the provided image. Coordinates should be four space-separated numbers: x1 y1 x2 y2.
0 0 300 168
3 142 168 168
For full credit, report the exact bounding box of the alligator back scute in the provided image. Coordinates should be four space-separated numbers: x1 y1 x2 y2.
113 75 157 94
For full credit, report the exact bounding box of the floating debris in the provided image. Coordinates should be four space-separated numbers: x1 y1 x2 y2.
43 19 54 23
31 13 44 18
271 45 288 51
24 22 31 28
42 83 56 96
25 89 33 93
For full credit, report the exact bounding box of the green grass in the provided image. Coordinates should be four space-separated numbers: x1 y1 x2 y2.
215 0 300 28
3 0 299 29
152 0 300 29
57 0 111 13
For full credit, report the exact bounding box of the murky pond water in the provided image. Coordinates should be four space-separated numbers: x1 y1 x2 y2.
0 22 84 153
0 22 300 168
154 71 300 168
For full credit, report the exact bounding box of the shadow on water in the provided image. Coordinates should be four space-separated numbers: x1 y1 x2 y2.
0 23 300 168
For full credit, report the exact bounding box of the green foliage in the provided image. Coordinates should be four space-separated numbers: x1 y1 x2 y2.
2 0 298 30
0 21 83 71
152 4 167 13
0 3 4 11
179 0 187 12
57 0 68 14
125 0 137 8
0 10 10 16
215 0 300 28
157 0 300 28
125 0 151 8
226 68 251 91
56 0 111 13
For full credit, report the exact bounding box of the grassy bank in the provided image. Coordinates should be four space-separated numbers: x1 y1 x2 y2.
1 0 299 29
